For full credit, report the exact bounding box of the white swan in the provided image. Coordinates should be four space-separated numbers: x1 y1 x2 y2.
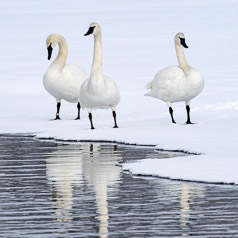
145 33 204 124
43 33 88 120
80 23 120 129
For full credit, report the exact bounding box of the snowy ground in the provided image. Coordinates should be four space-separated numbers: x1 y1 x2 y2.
0 0 238 184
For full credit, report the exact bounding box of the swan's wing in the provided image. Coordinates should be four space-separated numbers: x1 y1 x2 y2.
103 75 119 88
145 66 186 101
153 66 185 90
53 65 88 102
80 74 120 109
63 64 89 84
103 75 120 105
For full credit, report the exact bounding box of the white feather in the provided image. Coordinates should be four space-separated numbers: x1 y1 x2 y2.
80 23 120 112
80 75 120 110
145 33 204 106
43 34 88 104
145 66 204 103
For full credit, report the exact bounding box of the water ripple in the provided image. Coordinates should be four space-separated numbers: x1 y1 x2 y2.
0 135 238 237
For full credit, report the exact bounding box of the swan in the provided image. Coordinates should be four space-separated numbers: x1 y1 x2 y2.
80 23 120 129
43 33 88 120
145 33 204 124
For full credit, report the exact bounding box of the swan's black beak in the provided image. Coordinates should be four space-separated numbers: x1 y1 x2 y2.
180 38 188 48
84 26 95 36
47 44 53 60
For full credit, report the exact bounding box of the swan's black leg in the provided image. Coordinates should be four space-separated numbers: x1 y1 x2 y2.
55 102 61 120
169 107 176 124
112 111 119 128
75 102 81 120
186 105 193 124
89 113 95 129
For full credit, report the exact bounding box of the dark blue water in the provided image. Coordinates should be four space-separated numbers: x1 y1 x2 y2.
0 134 238 237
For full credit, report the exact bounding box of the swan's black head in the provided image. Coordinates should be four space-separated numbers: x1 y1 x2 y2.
179 37 188 48
84 26 96 36
47 43 53 60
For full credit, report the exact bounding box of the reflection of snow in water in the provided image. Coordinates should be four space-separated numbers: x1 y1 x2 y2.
46 143 121 238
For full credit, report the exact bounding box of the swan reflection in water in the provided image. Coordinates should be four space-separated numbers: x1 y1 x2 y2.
153 178 205 237
45 142 205 237
179 184 205 237
46 144 84 223
46 143 121 238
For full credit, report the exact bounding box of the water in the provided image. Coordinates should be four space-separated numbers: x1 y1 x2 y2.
0 135 238 238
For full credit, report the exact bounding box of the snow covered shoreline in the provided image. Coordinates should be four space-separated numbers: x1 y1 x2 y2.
4 131 238 186
0 0 238 185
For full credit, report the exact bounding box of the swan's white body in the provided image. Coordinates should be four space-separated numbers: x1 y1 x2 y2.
43 33 88 119
80 24 120 111
145 33 204 123
44 64 88 103
80 75 120 110
146 66 204 104
80 23 120 129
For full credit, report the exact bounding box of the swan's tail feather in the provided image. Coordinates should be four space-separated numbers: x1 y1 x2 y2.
144 82 153 96
144 91 152 96
146 82 152 90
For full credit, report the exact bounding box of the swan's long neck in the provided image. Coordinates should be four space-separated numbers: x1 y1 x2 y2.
91 33 103 78
175 45 190 72
53 38 68 71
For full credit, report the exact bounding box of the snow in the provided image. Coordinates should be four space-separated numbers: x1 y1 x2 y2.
0 0 238 184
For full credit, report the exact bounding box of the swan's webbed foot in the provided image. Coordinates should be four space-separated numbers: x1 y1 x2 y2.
54 115 61 120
